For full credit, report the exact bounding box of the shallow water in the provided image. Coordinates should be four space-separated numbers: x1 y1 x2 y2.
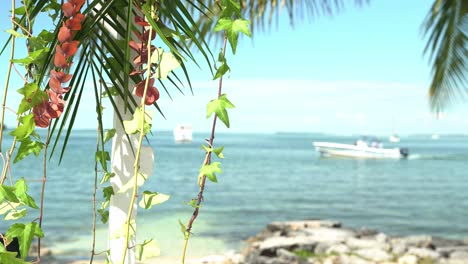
2 131 468 260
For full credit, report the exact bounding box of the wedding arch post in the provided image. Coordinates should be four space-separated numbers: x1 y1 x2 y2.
99 5 155 263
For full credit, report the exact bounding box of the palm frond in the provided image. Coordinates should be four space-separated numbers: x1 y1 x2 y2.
189 0 368 41
423 0 468 111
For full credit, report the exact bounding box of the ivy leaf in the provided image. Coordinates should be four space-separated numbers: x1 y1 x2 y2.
0 201 20 215
178 220 189 239
151 49 180 79
201 144 212 153
199 162 222 183
0 252 28 264
214 18 251 54
14 178 38 209
14 138 43 163
17 83 47 115
6 222 43 260
102 186 114 201
213 61 230 80
0 186 19 203
221 0 241 18
9 114 36 140
98 208 109 224
12 48 49 66
100 172 115 184
214 146 225 159
119 173 148 193
5 29 27 38
95 151 110 172
103 129 116 144
206 94 235 128
4 208 27 220
136 239 160 261
138 191 170 210
123 107 152 135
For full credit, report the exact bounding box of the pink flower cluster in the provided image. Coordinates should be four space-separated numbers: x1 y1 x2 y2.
33 0 85 127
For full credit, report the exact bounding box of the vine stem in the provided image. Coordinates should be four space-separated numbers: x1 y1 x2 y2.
180 30 228 264
120 23 155 264
37 126 51 263
0 0 17 152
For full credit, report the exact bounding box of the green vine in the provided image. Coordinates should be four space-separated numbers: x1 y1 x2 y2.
180 1 251 263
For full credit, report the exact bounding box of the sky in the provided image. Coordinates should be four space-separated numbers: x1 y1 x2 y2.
0 0 467 135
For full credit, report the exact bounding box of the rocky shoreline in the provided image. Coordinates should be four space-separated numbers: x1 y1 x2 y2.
194 220 468 264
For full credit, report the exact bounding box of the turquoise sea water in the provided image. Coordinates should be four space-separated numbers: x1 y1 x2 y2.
2 131 468 261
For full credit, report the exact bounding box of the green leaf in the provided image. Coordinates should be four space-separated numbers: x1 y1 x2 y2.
201 144 212 153
103 129 116 144
4 208 27 220
214 146 225 159
102 186 114 201
14 179 38 209
151 49 181 79
9 114 35 140
213 61 230 80
95 151 110 172
6 222 42 260
0 201 20 215
206 94 235 128
0 252 28 264
214 18 251 54
4 29 27 38
100 172 115 184
138 191 170 209
123 108 152 135
221 0 241 18
136 239 160 261
186 199 200 209
119 173 148 193
17 83 47 115
178 220 189 239
12 48 49 66
0 186 19 203
14 138 43 163
199 162 222 183
98 208 109 224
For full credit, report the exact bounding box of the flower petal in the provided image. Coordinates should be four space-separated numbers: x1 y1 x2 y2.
62 2 75 17
58 25 72 43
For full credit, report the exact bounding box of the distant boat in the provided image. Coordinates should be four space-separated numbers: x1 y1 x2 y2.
431 134 440 140
173 124 192 143
389 134 400 143
313 137 409 159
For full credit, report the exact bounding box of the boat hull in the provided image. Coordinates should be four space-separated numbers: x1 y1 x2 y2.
313 142 408 159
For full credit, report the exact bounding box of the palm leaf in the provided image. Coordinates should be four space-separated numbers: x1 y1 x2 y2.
423 0 468 111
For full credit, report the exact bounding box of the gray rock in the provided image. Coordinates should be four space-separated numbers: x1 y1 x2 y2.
314 242 331 255
450 250 468 259
392 241 408 255
259 236 317 256
267 220 341 233
256 256 291 264
325 243 350 254
355 247 393 262
397 235 433 248
407 247 441 259
302 227 356 243
346 237 390 250
437 246 468 256
355 227 379 237
276 248 299 261
339 254 375 264
397 254 418 264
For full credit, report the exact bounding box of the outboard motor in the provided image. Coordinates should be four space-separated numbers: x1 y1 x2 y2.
399 148 409 158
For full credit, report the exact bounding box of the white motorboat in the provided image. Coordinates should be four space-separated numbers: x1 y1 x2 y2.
173 124 193 143
313 138 409 159
389 134 400 143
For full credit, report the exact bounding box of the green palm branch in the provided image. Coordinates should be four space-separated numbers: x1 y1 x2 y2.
423 0 467 111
